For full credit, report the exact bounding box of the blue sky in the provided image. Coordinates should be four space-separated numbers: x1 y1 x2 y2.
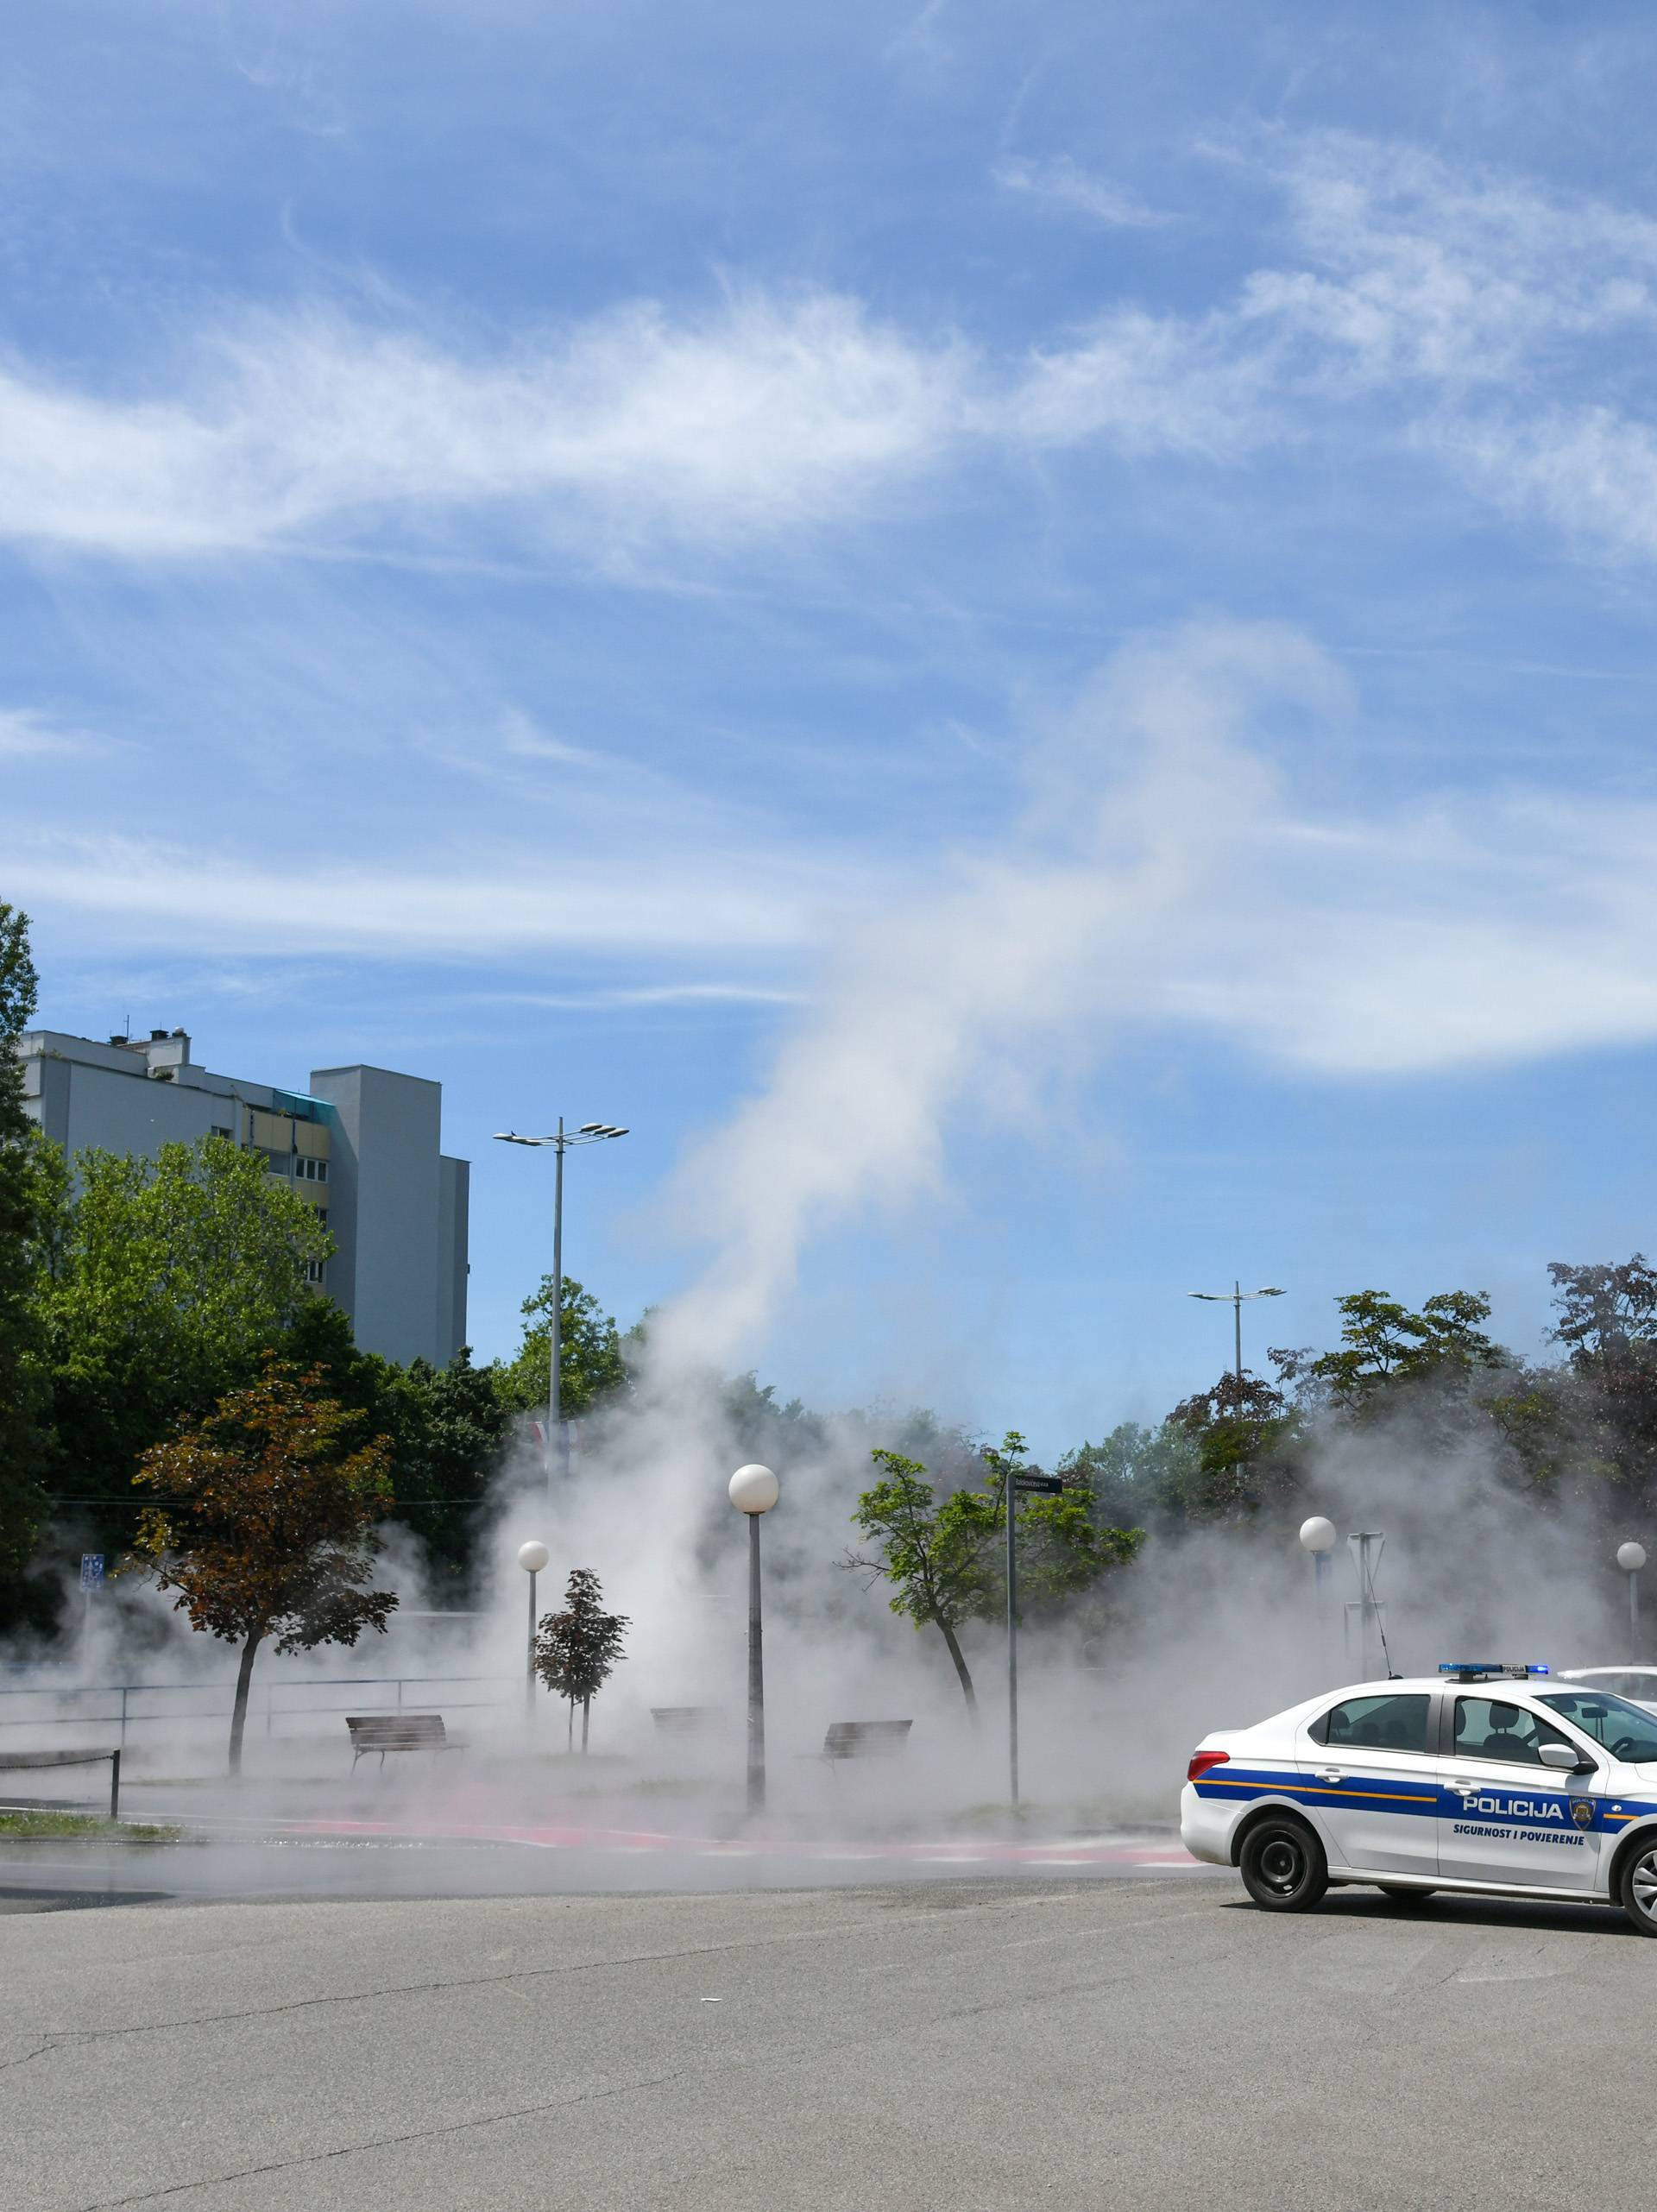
8 2 1657 1453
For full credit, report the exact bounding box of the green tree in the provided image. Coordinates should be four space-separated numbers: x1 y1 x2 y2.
494 1276 627 1421
0 903 60 1595
847 1435 1145 1708
1288 1289 1506 1414
1059 1421 1202 1532
1543 1257 1657 1507
845 1448 998 1713
533 1567 629 1751
129 1358 397 1774
45 1135 331 1532
980 1433 1144 1616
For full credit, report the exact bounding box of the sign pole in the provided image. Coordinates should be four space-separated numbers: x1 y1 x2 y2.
1005 1472 1062 1812
1006 1465 1018 1811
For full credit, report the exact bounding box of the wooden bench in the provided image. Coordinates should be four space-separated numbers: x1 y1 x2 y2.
822 1720 912 1763
650 1706 726 1740
346 1714 456 1770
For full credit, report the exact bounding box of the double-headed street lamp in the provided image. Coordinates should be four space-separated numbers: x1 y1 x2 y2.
494 1119 628 1497
1188 1281 1286 1380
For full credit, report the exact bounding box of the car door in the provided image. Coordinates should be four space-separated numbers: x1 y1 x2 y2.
1296 1690 1440 1875
1436 1695 1603 1892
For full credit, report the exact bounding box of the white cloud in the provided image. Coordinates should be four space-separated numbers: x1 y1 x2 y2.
1005 306 1279 456
994 156 1172 230
0 708 104 757
497 708 612 769
0 293 969 557
7 132 1657 573
0 830 841 957
491 983 807 1011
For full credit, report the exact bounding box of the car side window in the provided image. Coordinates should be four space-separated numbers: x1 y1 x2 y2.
1307 1692 1430 1753
1453 1698 1576 1767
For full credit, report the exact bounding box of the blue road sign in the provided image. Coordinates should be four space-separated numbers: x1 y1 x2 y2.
79 1553 105 1591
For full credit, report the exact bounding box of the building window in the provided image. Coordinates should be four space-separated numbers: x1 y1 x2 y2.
210 1125 232 1141
304 1260 327 1286
295 1156 329 1183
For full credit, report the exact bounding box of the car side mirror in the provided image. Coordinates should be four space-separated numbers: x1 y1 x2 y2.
1538 1742 1590 1772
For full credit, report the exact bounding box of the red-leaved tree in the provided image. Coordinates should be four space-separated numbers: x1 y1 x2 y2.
130 1357 397 1773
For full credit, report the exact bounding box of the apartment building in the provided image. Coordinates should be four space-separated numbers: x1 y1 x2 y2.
18 1026 469 1368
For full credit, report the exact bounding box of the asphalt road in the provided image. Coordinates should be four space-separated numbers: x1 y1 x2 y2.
7 1874 1655 2212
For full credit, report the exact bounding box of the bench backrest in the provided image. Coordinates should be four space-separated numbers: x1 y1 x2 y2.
347 1713 446 1748
823 1719 912 1760
650 1706 725 1737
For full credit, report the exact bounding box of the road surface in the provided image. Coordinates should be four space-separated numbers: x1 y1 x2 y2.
7 1869 1654 2211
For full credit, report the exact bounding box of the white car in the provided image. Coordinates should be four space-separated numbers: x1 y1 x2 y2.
1180 1663 1657 1933
1556 1665 1657 1715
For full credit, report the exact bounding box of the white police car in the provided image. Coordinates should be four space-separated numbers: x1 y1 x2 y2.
1181 1663 1657 1933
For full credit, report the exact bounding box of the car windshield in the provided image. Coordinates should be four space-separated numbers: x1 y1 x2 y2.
1540 1690 1657 1762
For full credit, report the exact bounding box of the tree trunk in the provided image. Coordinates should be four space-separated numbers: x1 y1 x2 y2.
938 1621 978 1720
581 1697 590 1753
566 1698 574 1752
228 1632 262 1777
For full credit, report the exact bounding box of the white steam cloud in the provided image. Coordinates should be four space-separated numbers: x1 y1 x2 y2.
655 618 1657 1371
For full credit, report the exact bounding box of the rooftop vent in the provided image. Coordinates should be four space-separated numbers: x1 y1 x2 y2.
149 1028 168 1041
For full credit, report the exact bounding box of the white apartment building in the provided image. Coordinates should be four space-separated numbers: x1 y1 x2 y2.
18 1025 469 1369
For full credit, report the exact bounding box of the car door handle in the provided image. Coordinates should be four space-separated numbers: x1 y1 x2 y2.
1313 1769 1343 1784
1448 1781 1478 1795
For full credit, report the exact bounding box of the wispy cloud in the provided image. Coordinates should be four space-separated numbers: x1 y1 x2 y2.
0 830 846 958
491 983 808 1011
994 155 1172 230
0 293 968 558
7 131 1657 577
0 707 106 757
497 708 614 770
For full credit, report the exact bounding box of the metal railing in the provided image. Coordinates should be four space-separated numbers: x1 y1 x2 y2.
0 1673 516 1750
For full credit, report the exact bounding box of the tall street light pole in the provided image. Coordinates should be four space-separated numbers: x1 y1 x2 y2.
1188 1281 1286 1379
729 1464 780 1817
494 1120 629 1497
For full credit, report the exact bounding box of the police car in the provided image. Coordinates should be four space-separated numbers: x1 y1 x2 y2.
1181 1663 1657 1933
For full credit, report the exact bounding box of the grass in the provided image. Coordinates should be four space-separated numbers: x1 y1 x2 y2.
0 1811 183 1842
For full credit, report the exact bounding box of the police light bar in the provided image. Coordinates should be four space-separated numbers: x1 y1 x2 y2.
1439 1662 1551 1680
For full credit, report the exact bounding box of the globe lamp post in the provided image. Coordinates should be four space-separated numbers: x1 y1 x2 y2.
730 1464 780 1814
518 1540 550 1716
1300 1516 1338 1677
1618 1541 1648 1649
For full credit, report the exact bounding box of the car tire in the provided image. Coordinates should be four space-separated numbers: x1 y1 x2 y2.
1377 1885 1434 1901
1617 1839 1657 1936
1238 1816 1328 1912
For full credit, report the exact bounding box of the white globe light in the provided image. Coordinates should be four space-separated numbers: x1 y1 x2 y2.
517 1540 550 1573
1299 1516 1338 1555
1617 1541 1648 1574
729 1463 780 1515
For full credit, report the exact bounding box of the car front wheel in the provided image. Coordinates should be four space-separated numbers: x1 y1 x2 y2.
1238 1817 1328 1913
1618 1840 1657 1936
